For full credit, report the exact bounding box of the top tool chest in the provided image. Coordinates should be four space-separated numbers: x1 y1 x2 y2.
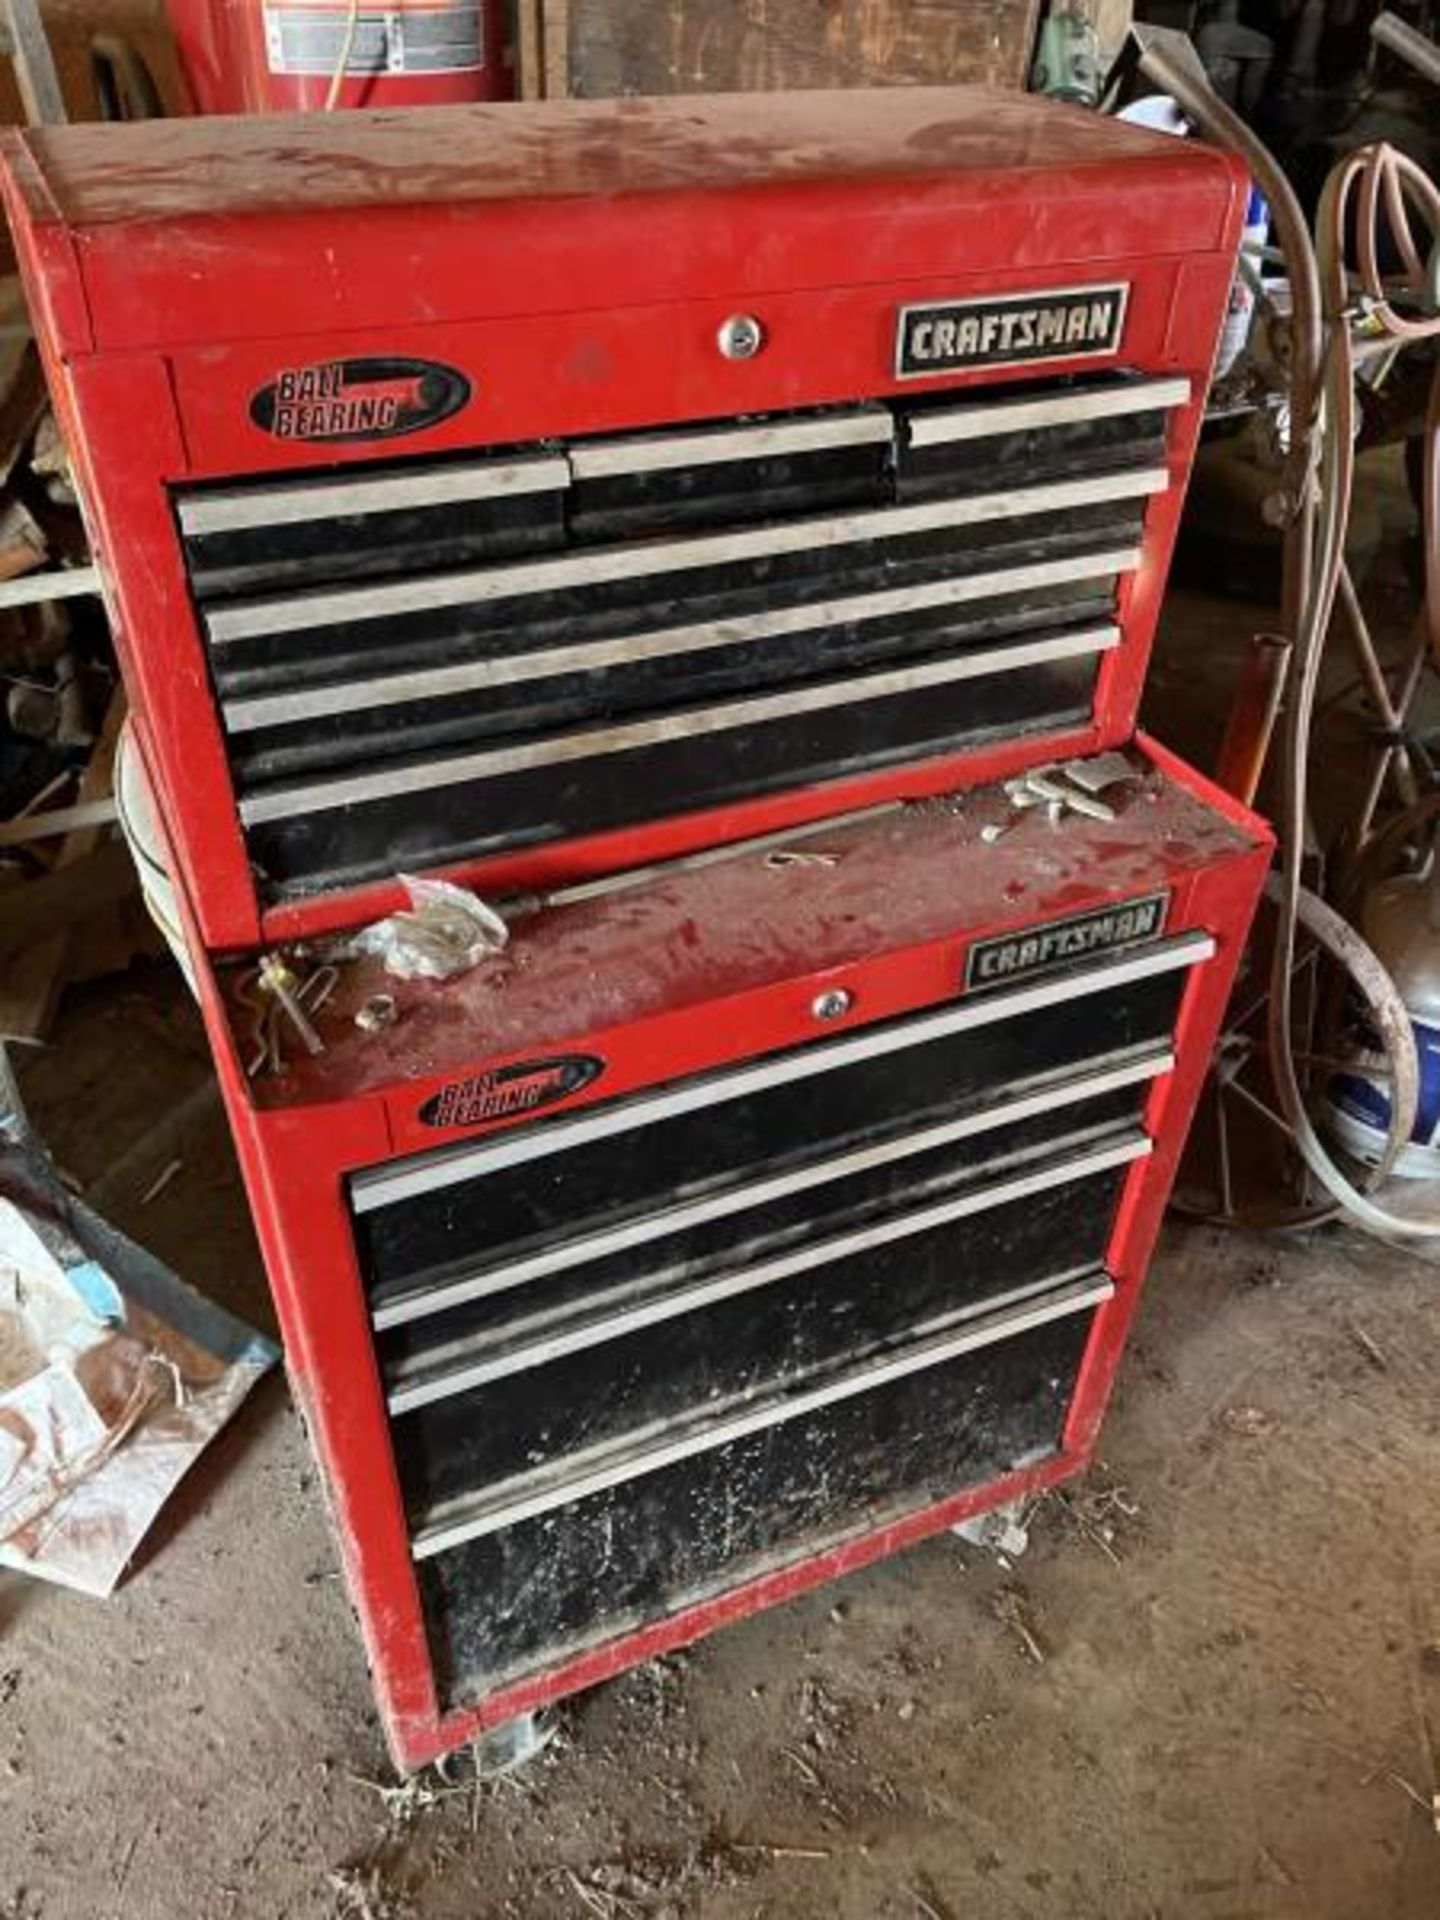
0 89 1247 951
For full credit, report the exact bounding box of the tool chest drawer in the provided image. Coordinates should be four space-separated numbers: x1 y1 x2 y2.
176 373 1192 903
412 1277 1108 1700
897 374 1185 498
233 647 1109 897
352 934 1206 1328
385 1119 1146 1514
175 449 574 597
375 1088 1148 1407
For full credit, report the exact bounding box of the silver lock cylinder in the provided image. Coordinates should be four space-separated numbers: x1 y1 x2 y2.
717 314 765 361
812 988 853 1022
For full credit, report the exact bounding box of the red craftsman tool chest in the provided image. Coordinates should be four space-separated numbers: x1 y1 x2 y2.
0 91 1267 1776
154 734 1266 1772
0 90 1246 953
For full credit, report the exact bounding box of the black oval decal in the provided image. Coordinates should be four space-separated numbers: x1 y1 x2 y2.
250 355 471 444
418 1055 604 1132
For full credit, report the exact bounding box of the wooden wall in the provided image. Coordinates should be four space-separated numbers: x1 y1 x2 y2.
555 0 1040 99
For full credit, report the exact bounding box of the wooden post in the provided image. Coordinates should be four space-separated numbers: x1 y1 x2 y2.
1 0 66 124
515 0 546 98
543 0 569 98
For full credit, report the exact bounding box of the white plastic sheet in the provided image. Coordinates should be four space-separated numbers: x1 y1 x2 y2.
0 1088 277 1596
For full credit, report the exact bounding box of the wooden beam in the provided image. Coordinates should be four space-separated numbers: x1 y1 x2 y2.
0 798 119 848
0 563 100 611
1 0 66 125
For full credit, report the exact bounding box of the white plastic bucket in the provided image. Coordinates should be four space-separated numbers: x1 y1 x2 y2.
114 720 198 1000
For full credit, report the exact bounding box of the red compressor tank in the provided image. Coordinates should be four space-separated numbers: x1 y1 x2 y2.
166 0 512 114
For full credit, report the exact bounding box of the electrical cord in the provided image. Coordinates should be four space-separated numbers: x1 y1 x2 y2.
324 0 362 111
1264 142 1440 1238
1136 42 1325 642
1138 37 1440 1238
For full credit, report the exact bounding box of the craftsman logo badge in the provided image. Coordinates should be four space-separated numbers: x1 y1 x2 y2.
250 356 471 444
896 283 1130 379
418 1055 603 1130
965 892 1168 991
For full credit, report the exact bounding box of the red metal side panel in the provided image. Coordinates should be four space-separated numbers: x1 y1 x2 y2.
153 751 442 1756
1067 734 1274 1461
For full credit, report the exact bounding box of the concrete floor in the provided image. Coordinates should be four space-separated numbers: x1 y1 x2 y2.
5 566 1440 1919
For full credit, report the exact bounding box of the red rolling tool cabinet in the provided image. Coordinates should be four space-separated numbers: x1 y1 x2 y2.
0 91 1268 1773
0 90 1245 953
158 733 1264 1772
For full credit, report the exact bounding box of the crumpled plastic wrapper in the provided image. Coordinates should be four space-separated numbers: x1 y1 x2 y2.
0 1067 277 1597
345 874 510 982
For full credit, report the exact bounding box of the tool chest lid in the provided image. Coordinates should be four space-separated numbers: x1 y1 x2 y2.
0 88 1247 355
7 87 1234 226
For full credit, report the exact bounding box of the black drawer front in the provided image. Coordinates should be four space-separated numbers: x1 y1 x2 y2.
354 948 1195 1325
375 1090 1144 1399
173 376 1188 902
566 411 893 541
390 1151 1131 1517
212 501 1133 708
243 641 1106 896
415 1288 1102 1705
897 381 1179 501
223 572 1122 791
177 450 571 598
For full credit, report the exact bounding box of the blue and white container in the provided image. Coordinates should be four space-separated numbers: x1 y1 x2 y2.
1213 183 1270 378
1325 861 1440 1180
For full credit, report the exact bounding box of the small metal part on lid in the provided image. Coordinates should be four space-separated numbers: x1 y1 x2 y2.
355 994 399 1034
257 951 326 1057
717 314 765 361
812 987 853 1021
1063 789 1119 823
765 848 839 869
1005 762 1119 823
1064 751 1139 795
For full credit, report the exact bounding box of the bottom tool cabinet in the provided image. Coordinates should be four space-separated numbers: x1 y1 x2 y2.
177 734 1268 1771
